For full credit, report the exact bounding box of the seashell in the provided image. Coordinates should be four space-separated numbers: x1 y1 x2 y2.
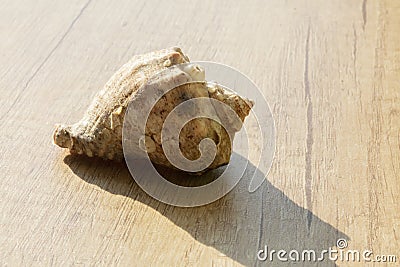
53 47 254 172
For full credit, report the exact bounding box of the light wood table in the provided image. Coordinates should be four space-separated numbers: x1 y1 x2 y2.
0 0 399 266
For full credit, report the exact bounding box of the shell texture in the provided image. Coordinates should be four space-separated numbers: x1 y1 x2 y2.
53 47 253 172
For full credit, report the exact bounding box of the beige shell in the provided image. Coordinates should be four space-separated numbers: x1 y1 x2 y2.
53 47 253 172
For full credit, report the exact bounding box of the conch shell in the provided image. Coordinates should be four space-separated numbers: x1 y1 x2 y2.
53 47 253 172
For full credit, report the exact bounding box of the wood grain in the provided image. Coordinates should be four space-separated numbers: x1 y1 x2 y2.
0 0 399 266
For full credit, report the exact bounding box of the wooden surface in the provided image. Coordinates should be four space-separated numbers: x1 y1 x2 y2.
0 0 399 266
